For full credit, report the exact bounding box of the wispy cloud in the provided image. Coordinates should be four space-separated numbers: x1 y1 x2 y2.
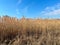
21 6 28 15
16 0 31 16
16 9 20 15
16 6 28 16
17 0 22 6
16 0 22 15
40 3 60 16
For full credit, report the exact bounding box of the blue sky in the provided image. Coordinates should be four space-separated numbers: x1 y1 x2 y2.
0 0 60 18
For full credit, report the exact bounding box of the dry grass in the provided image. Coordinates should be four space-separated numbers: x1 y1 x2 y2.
0 16 60 45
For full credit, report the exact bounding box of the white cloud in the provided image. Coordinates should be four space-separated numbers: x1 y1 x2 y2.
40 3 60 16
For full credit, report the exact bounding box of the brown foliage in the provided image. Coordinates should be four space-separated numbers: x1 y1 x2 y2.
0 16 60 45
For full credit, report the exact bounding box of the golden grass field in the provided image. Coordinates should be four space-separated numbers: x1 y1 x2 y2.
0 16 60 45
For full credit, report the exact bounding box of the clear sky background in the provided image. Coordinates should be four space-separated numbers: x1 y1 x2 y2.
0 0 60 18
